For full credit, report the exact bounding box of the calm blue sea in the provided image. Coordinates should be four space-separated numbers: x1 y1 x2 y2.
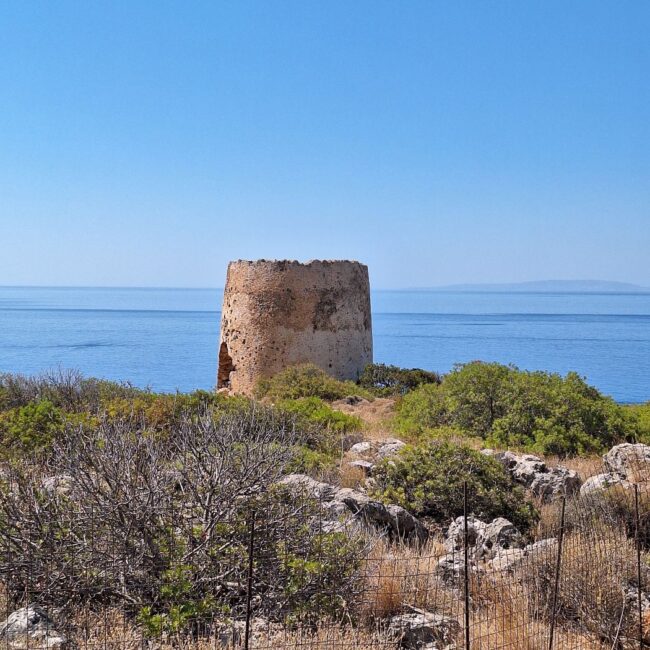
1 287 649 403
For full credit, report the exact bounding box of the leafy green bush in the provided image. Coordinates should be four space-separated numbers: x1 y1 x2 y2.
394 383 449 437
0 399 66 454
275 398 361 473
371 440 537 532
278 397 361 433
626 402 650 444
395 362 632 456
358 363 441 396
255 364 371 402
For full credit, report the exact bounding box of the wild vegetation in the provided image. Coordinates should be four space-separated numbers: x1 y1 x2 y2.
1 364 649 648
371 441 537 532
395 361 638 456
357 363 441 396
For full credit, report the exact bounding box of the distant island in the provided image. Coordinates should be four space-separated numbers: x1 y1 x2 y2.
415 280 650 293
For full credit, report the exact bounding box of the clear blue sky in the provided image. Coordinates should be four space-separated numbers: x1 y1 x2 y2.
1 1 648 289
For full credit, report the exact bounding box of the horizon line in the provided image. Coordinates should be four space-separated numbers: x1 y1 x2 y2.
2 284 650 293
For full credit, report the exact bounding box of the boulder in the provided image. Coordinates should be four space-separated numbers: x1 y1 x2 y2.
444 516 524 560
490 548 527 572
491 538 557 573
385 504 429 545
348 460 374 476
279 474 428 543
0 606 67 649
492 451 581 502
377 439 406 459
349 441 372 455
444 516 485 554
604 443 650 482
336 487 429 544
482 517 525 555
387 610 460 649
435 553 468 582
580 472 631 496
277 474 339 502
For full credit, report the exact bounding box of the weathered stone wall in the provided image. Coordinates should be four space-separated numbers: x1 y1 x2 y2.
217 260 373 395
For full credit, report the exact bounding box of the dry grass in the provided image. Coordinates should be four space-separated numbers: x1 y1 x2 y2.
520 526 647 646
9 527 627 650
546 454 604 482
358 537 457 621
66 610 392 650
331 397 397 441
469 589 607 650
339 462 367 489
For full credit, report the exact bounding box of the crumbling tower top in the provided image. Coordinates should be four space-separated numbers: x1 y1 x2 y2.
217 259 373 395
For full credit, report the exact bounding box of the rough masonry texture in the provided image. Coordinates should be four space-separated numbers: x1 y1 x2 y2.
217 260 373 395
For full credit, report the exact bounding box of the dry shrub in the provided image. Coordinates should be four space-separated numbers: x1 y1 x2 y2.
470 592 606 649
0 409 366 635
576 482 650 548
467 568 607 649
533 498 563 540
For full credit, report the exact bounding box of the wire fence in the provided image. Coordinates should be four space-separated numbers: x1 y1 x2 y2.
2 448 650 649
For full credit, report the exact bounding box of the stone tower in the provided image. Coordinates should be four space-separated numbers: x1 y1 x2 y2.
217 259 373 395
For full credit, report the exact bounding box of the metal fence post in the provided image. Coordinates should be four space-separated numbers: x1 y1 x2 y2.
548 496 566 650
244 510 256 650
635 484 644 650
463 480 470 650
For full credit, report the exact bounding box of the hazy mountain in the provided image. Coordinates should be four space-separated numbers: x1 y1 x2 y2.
420 280 650 293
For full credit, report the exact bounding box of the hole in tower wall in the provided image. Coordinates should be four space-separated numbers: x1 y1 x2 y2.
217 342 235 388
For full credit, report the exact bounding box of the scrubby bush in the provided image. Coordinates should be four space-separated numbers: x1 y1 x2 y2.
0 399 93 456
627 402 650 444
358 363 441 396
278 397 361 434
255 364 371 402
0 409 364 634
100 390 222 432
0 368 143 412
277 397 362 473
395 362 632 456
0 399 64 453
371 440 537 532
393 383 448 437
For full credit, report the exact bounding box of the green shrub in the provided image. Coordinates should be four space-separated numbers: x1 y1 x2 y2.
275 398 361 472
358 363 441 396
255 364 371 402
626 402 650 444
286 445 338 474
278 397 361 434
395 362 632 456
371 440 537 532
0 399 66 454
394 383 449 436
